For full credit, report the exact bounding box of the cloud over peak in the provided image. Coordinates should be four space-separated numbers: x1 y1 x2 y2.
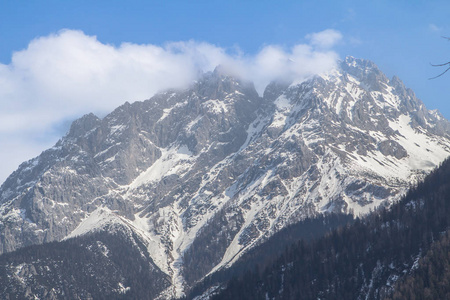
0 29 342 183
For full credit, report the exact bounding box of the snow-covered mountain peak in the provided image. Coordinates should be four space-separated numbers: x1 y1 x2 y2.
1 57 450 298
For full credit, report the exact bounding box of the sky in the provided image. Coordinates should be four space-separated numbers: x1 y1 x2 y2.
0 0 450 184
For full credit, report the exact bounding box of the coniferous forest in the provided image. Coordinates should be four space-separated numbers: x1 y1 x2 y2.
0 224 171 299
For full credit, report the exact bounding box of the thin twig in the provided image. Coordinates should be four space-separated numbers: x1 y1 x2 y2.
430 62 450 67
429 36 450 79
429 65 450 79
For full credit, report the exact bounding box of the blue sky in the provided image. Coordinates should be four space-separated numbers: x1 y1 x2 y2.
0 0 449 183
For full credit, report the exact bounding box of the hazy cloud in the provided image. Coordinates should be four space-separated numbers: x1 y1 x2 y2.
0 29 341 183
429 24 442 32
306 29 343 49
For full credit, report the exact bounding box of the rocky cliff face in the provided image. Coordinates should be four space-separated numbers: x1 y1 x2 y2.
1 57 450 298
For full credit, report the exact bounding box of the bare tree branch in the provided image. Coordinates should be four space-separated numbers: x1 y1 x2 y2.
429 36 450 79
429 65 450 79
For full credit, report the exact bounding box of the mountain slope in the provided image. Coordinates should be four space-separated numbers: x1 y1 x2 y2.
1 57 450 297
209 157 450 299
388 230 450 299
186 213 355 299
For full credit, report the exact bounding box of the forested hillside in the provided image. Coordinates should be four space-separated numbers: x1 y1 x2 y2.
387 231 450 299
0 224 170 299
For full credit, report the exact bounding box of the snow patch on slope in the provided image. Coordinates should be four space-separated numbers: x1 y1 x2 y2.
128 145 194 189
65 207 122 239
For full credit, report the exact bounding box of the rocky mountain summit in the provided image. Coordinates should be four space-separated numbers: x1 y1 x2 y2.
1 56 450 298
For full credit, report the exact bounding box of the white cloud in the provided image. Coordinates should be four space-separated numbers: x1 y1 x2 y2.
0 29 341 184
306 29 343 49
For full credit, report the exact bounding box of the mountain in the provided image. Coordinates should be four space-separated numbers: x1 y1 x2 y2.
207 157 450 299
1 56 450 298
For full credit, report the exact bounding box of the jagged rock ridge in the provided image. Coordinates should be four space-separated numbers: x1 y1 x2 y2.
1 56 450 298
